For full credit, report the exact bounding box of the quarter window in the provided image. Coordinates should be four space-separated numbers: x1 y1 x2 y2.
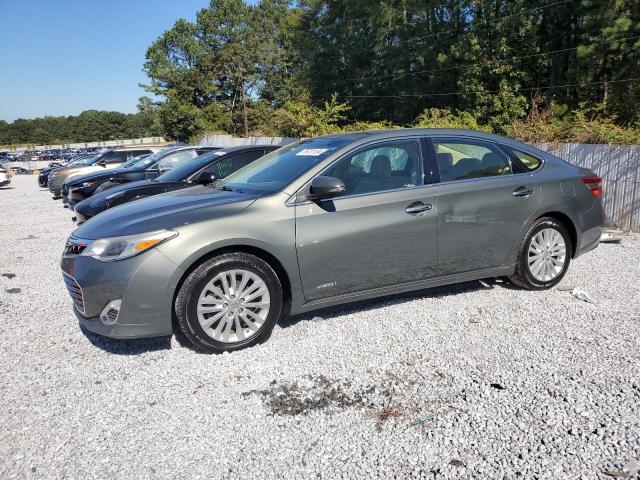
323 140 422 196
433 139 512 182
510 149 542 171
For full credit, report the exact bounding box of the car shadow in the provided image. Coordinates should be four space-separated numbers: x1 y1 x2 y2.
80 277 516 355
279 277 513 329
80 325 173 355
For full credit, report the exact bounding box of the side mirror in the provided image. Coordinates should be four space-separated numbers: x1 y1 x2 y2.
308 176 345 200
97 160 107 167
194 171 217 184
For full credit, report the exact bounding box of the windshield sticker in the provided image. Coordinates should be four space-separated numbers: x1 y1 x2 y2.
295 148 328 156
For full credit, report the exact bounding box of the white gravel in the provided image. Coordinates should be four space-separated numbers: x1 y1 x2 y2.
1 175 639 479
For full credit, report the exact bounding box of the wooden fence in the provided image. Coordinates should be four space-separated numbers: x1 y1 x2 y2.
539 144 640 231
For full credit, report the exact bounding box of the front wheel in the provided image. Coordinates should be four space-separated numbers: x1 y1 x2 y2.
510 217 571 290
175 253 283 353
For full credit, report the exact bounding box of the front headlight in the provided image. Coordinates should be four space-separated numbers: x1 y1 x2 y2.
79 230 177 262
53 171 62 176
82 181 94 188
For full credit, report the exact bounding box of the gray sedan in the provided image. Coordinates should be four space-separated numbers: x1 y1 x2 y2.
61 129 605 353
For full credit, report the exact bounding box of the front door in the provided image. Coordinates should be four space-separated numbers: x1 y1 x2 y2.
295 138 437 302
430 137 541 274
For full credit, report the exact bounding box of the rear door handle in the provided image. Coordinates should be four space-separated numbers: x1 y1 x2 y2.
405 201 432 215
513 187 534 197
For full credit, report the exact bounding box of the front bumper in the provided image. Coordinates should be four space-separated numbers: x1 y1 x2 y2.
49 176 64 197
61 248 184 339
67 187 89 210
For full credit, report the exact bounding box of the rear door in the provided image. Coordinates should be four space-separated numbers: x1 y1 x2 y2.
429 137 541 274
295 138 438 302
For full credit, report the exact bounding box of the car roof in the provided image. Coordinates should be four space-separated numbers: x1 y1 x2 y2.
198 144 280 153
318 128 511 141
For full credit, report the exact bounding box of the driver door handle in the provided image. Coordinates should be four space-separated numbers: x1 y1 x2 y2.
513 187 534 197
405 201 432 215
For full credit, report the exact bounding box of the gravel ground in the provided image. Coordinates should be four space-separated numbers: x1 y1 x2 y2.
1 175 639 479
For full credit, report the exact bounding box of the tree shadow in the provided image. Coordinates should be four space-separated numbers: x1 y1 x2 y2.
280 277 513 329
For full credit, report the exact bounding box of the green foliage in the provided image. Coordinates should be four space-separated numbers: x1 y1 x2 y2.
413 108 491 132
0 107 163 146
273 94 351 137
4 0 640 146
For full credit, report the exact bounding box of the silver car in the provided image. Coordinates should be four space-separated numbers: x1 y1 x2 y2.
61 129 605 353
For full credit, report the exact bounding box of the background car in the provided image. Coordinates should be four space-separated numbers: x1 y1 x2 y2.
73 145 278 224
48 146 161 198
38 153 97 187
0 167 11 187
62 146 220 209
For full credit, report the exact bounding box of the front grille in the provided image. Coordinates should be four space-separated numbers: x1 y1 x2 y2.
61 184 69 196
63 273 85 314
64 239 87 256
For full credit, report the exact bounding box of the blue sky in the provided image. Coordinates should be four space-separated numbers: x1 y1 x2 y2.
0 0 256 122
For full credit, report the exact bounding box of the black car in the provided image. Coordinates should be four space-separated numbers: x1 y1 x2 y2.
62 146 220 208
73 145 279 224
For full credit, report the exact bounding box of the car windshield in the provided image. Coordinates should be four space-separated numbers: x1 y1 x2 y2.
219 138 351 193
79 154 103 165
121 155 146 168
124 148 171 169
156 151 225 182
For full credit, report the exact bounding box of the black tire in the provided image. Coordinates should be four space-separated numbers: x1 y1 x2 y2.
510 217 572 290
175 253 283 353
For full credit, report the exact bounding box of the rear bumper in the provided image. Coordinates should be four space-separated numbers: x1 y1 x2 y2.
574 200 606 258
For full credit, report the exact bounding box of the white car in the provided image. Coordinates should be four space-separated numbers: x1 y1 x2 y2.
0 167 10 187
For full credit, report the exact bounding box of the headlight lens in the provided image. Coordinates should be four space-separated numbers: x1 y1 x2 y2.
80 230 177 261
82 181 94 188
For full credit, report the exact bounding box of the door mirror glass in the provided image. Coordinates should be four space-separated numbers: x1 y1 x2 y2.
308 176 346 200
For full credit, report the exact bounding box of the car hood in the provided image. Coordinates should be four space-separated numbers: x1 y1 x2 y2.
74 186 260 239
87 179 155 206
55 165 108 180
65 167 129 186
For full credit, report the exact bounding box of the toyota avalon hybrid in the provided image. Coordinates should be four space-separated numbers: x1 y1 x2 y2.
61 129 604 353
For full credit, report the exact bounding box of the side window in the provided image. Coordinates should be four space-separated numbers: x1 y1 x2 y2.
103 151 127 164
323 139 422 196
157 149 198 171
203 151 263 179
509 149 542 171
433 139 512 182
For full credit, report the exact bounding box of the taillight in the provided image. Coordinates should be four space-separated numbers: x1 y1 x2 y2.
582 176 602 198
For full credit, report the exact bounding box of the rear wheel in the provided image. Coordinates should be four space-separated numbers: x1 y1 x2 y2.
510 217 571 290
175 253 283 353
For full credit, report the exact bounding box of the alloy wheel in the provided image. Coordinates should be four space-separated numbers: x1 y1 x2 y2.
196 269 271 343
527 228 567 282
